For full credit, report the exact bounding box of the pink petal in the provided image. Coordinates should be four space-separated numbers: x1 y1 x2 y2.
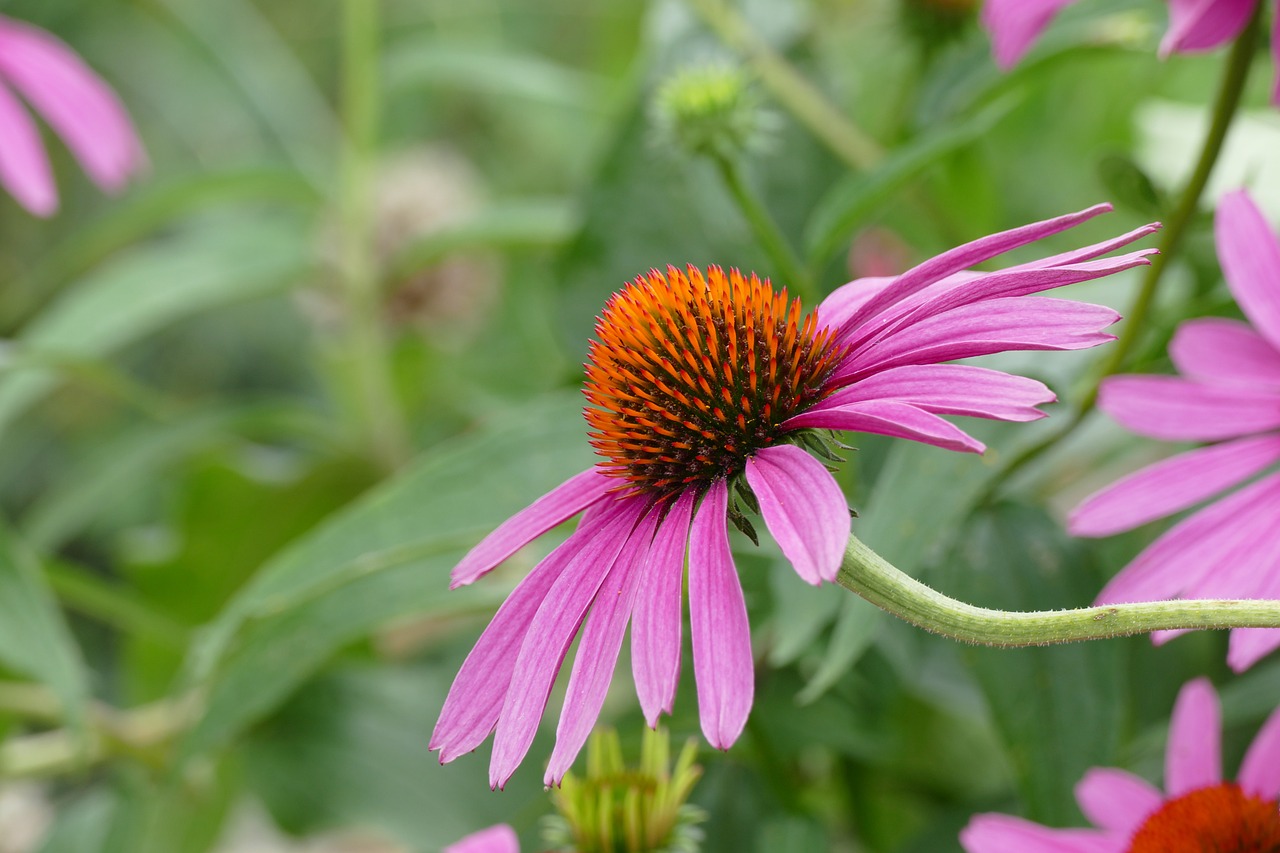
835 297 1119 382
450 468 611 588
0 80 55 215
444 824 520 853
1004 223 1162 272
745 444 850 585
489 496 646 789
1166 677 1222 797
1098 376 1280 442
980 0 1080 70
1216 190 1280 350
1169 318 1280 389
0 17 145 192
1096 471 1280 606
786 399 985 454
1238 701 1280 799
689 479 753 750
631 490 695 727
959 814 1117 853
833 204 1113 341
1074 768 1163 836
1160 0 1256 57
816 276 895 333
1226 628 1280 672
545 509 659 785
1069 435 1280 537
823 364 1055 422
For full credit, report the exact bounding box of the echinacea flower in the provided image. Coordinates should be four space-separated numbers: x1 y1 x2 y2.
431 204 1159 789
982 0 1280 105
960 677 1280 852
0 15 145 216
444 824 519 853
1070 190 1280 672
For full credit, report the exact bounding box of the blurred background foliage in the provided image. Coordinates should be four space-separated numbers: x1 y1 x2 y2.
1 0 1280 850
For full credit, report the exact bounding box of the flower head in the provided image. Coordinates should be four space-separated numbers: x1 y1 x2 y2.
431 204 1158 789
961 677 1280 852
0 15 145 216
982 0 1280 105
1070 190 1280 672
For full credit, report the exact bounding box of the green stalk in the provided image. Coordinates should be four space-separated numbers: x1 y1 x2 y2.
838 533 1280 646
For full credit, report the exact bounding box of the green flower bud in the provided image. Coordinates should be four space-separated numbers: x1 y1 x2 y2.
651 63 769 161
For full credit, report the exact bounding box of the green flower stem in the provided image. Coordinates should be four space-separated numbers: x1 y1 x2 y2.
711 152 814 300
687 0 882 171
838 532 1280 646
980 7 1260 499
339 0 411 471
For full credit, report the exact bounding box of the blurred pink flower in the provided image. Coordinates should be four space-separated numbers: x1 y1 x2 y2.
982 0 1280 105
0 15 145 216
1070 190 1280 672
444 824 519 853
431 205 1158 789
961 677 1280 852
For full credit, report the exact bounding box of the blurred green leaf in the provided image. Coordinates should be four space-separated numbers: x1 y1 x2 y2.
179 393 594 759
36 789 118 853
1097 153 1165 217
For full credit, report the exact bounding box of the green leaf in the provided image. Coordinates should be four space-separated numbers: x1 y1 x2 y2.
0 216 310 439
178 393 595 759
0 523 89 734
1097 153 1165 217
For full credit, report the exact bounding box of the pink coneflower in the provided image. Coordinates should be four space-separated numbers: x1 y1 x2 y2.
444 824 519 853
0 15 145 217
961 677 1280 852
1070 190 1280 672
431 204 1159 789
982 0 1280 105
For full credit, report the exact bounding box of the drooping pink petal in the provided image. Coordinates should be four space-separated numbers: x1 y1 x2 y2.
1238 701 1280 799
632 490 695 727
688 479 753 750
1160 0 1256 57
431 521 596 763
1169 318 1280 389
0 17 145 192
1073 768 1163 836
0 80 56 216
1226 628 1280 672
1216 190 1280 350
816 276 895 333
444 824 520 853
545 509 659 785
980 0 1080 70
1166 677 1222 796
835 297 1119 383
1069 435 1280 537
489 496 645 789
1098 376 1280 442
786 399 985 454
1096 471 1280 606
745 444 850 585
834 204 1113 341
821 364 1055 422
959 814 1117 853
450 468 611 588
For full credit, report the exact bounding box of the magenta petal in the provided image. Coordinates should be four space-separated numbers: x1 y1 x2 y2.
689 480 753 750
1073 768 1162 836
1169 318 1280 389
444 824 520 853
488 497 645 789
824 364 1055 422
745 444 849 585
632 490 695 727
545 510 659 785
1004 223 1162 272
959 814 1117 853
1069 435 1280 537
451 468 610 588
1216 190 1280 349
1098 376 1280 442
1160 0 1255 56
1226 628 1280 672
816 276 895 333
1166 677 1222 797
786 399 985 454
980 0 1079 69
0 80 56 216
1238 701 1280 799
